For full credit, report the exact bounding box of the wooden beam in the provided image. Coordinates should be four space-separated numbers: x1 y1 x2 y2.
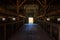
47 10 60 16
36 9 60 18
0 7 25 17
17 0 19 15
4 24 6 40
0 8 17 16
18 14 26 18
36 15 44 18
37 0 44 7
19 0 26 8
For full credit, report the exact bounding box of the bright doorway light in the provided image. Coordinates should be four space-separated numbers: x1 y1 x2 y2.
28 17 34 24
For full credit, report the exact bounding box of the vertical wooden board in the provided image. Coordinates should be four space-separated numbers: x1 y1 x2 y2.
59 26 60 40
0 24 4 40
4 24 6 40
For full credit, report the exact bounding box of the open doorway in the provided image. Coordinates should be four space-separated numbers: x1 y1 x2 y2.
28 17 34 24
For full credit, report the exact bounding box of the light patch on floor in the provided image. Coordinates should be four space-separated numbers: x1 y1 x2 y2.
24 24 38 31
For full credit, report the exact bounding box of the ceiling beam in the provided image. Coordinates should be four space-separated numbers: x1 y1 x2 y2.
37 0 44 7
0 7 17 16
36 9 60 18
47 10 60 16
19 0 27 8
0 7 25 17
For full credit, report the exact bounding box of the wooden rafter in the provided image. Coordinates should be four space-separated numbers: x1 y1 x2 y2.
19 14 26 18
0 7 25 17
37 0 44 7
0 8 17 16
1 0 60 18
36 9 60 18
47 10 60 16
17 0 19 15
36 15 44 18
19 0 27 8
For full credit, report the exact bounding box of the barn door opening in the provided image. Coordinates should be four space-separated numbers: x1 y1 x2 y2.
28 17 34 24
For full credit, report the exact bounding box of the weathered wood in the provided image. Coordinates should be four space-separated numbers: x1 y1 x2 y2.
50 23 53 39
59 26 60 40
4 24 6 40
0 8 17 16
19 0 26 8
37 0 43 7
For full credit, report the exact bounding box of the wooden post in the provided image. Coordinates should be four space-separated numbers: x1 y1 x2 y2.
11 23 14 34
59 26 60 40
50 23 53 38
16 0 19 31
4 24 6 40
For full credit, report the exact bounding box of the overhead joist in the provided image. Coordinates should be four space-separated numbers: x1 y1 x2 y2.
37 0 44 7
0 7 26 18
0 7 17 16
36 9 60 18
19 0 27 8
47 9 60 16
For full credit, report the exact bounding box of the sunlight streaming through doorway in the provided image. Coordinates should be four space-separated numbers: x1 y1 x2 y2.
28 17 34 24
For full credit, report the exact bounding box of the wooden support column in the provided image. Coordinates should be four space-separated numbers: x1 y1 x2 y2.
50 23 53 38
11 23 14 34
16 0 19 31
4 24 6 40
43 0 47 22
58 26 60 40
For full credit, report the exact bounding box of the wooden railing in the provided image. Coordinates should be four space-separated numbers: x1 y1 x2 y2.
37 20 60 40
0 19 25 40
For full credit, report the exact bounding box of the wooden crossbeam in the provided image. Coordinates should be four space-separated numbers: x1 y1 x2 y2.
37 0 44 7
0 7 26 18
36 9 60 18
36 15 44 18
18 15 26 18
0 8 17 16
47 10 60 16
19 0 27 8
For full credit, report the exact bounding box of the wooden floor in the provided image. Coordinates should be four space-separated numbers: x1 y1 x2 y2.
8 24 51 40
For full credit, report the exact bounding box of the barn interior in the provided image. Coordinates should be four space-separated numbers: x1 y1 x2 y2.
0 0 60 40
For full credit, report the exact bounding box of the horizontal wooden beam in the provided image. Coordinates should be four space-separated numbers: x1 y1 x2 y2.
36 9 60 18
0 7 25 18
0 7 17 16
47 10 60 16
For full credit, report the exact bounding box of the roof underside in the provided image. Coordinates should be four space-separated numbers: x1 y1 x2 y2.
0 0 60 17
